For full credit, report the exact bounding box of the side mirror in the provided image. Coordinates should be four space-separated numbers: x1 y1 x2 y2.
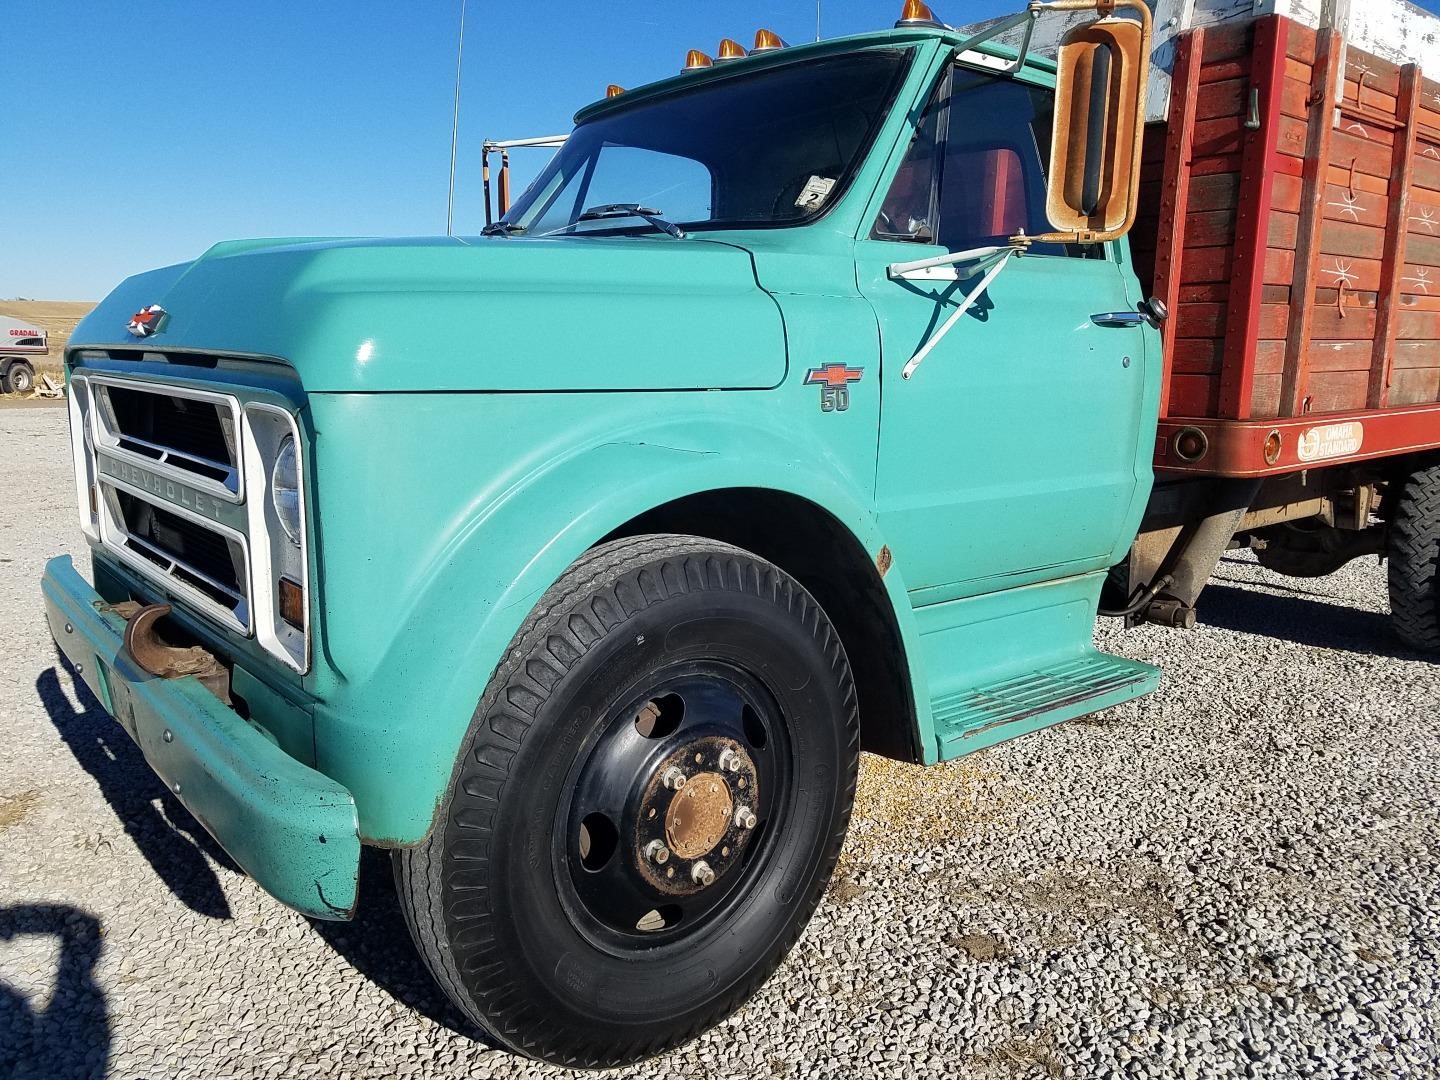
1036 3 1150 245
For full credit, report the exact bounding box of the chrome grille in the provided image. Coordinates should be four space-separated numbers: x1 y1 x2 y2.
91 378 241 495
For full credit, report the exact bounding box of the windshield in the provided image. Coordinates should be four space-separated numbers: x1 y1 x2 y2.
502 48 913 236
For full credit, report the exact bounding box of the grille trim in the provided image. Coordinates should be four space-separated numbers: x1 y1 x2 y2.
96 474 252 635
88 376 244 501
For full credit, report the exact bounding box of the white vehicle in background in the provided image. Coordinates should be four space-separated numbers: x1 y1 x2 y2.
0 316 46 394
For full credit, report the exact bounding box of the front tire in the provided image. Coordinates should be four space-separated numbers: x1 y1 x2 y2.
396 534 858 1067
1389 461 1440 652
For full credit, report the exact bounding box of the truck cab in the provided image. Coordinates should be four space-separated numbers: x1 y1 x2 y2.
42 3 1177 1067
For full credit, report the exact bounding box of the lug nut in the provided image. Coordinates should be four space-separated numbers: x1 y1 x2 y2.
718 748 743 773
661 766 687 791
735 806 757 830
691 860 715 886
644 840 670 865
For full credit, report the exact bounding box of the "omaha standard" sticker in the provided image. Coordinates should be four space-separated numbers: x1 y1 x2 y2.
1296 421 1364 462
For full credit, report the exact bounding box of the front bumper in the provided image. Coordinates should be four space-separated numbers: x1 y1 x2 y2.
41 554 360 920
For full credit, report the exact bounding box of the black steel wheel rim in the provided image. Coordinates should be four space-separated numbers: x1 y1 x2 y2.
552 659 794 954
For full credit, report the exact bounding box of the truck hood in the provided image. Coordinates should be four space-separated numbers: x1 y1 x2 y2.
70 235 788 392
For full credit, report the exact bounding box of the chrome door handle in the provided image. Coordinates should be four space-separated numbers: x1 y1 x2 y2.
1091 311 1147 328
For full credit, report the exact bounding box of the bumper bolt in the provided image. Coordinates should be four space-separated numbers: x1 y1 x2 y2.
162 729 174 743
64 623 73 634
691 860 715 886
171 781 182 795
644 840 670 865
735 806 757 830
718 748 742 773
661 766 687 791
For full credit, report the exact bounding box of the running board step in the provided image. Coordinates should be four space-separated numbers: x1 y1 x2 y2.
933 652 1160 759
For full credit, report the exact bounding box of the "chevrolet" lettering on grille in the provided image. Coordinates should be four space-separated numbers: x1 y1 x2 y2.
100 457 232 524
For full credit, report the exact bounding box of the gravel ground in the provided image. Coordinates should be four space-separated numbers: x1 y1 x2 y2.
2 402 1438 1079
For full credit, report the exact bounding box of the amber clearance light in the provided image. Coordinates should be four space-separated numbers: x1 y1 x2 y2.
717 38 748 61
896 0 946 28
683 49 714 72
606 84 625 97
752 28 787 52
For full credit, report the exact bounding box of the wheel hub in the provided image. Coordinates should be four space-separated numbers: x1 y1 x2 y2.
635 736 759 894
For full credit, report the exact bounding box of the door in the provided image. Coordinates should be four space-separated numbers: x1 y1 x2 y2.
858 65 1152 601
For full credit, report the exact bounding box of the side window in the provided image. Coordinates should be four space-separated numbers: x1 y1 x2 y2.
873 68 1095 258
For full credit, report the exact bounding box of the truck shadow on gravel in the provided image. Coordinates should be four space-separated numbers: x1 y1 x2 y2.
1202 579 1431 661
0 903 109 1080
36 658 240 920
307 848 490 1042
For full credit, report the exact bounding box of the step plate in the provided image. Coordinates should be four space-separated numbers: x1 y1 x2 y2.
933 653 1160 759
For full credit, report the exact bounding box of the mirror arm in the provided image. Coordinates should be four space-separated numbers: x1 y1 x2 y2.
886 243 1016 280
1027 0 1153 246
899 247 1021 381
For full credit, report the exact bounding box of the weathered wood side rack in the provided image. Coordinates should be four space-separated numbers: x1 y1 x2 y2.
1129 15 1440 477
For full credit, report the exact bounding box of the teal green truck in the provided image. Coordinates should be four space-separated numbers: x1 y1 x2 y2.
41 0 1440 1068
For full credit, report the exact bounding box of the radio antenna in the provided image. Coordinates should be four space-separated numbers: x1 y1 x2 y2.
816 0 822 40
446 0 469 236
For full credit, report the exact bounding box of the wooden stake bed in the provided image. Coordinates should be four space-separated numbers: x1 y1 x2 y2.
1129 16 1440 477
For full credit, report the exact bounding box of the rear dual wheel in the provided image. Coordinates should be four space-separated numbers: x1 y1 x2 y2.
395 535 858 1068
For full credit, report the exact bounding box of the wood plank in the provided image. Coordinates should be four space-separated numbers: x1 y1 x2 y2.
1318 220 1388 261
1284 28 1347 417
1391 366 1440 405
1284 19 1316 66
1193 116 1246 157
1176 303 1226 339
1187 209 1237 247
1317 182 1388 228
1172 338 1225 374
1197 78 1247 121
1181 246 1235 285
1264 247 1297 285
1191 154 1244 178
1203 22 1253 65
1188 172 1240 212
1372 65 1423 409
1326 162 1390 196
1268 211 1299 250
1391 341 1440 368
1306 340 1382 372
1179 283 1231 304
1306 370 1372 413
1220 16 1286 420
1255 339 1288 375
1274 172 1303 213
1412 145 1440 193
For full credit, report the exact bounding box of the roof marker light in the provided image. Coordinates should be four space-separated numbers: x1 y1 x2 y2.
683 49 714 72
896 0 945 29
606 84 625 97
717 38 748 61
752 29 788 52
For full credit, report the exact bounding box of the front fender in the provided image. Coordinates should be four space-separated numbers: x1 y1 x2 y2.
306 391 932 844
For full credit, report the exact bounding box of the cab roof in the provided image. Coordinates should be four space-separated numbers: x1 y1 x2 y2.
572 23 1057 126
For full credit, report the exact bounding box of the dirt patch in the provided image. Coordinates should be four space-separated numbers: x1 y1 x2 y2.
947 930 1009 962
0 789 40 830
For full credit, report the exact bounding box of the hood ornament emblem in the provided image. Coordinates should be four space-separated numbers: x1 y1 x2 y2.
127 304 167 338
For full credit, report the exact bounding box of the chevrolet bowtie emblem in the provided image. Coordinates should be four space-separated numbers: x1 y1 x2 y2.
127 304 167 338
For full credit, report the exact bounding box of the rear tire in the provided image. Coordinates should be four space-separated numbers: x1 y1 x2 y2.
3 361 34 395
395 534 858 1067
1389 462 1440 652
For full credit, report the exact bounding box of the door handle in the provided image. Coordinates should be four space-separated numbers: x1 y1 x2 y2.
1091 311 1147 328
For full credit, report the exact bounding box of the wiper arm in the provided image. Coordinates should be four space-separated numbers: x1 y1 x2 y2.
544 203 687 239
481 221 526 236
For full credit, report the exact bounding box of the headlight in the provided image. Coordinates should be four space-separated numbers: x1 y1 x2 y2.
271 434 302 545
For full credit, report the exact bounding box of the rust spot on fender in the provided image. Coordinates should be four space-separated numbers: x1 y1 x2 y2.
876 545 893 578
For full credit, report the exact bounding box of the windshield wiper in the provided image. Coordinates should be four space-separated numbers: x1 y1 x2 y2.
481 221 526 236
544 203 687 239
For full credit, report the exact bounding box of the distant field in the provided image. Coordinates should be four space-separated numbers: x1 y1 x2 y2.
2 300 96 373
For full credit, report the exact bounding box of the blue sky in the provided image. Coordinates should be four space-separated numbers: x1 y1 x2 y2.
7 0 1440 300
